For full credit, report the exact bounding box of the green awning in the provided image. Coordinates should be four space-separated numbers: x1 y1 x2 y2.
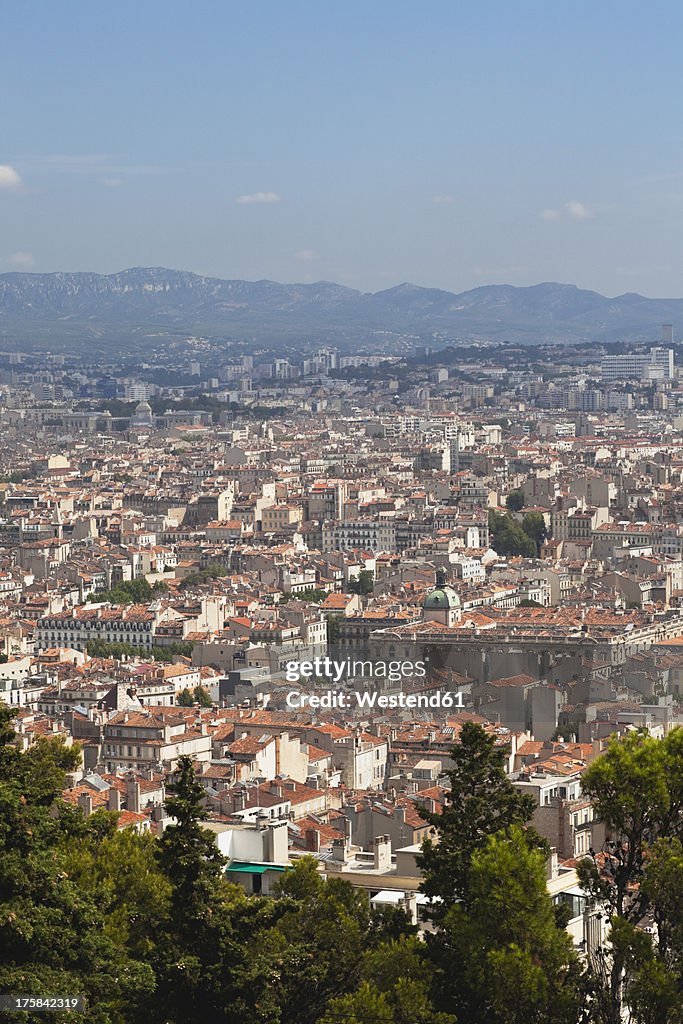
226 862 287 875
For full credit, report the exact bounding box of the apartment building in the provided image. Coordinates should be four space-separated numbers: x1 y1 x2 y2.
102 707 213 772
322 519 397 554
36 604 166 652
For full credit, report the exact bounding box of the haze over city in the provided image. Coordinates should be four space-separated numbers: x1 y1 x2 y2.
4 1 683 296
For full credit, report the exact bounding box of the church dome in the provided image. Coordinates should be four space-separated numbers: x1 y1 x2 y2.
423 586 460 610
423 568 461 610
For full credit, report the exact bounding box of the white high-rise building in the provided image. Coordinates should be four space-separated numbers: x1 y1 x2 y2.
601 346 674 383
124 382 152 401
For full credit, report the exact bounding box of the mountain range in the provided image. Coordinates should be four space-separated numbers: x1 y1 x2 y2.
1 267 681 349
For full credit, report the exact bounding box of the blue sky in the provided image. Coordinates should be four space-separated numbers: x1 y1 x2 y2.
2 1 683 295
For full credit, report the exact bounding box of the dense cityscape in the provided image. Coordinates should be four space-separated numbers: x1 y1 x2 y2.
3 326 683 1020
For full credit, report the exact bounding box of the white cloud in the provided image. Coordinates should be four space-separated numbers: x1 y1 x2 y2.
542 201 594 222
9 251 34 268
541 208 561 221
566 199 592 220
295 248 317 261
236 191 281 205
102 177 123 188
0 165 22 189
431 194 454 205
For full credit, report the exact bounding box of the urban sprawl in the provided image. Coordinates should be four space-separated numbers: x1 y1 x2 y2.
3 328 683 1021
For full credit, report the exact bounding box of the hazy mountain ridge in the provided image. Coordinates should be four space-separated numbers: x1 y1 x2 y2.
1 267 681 345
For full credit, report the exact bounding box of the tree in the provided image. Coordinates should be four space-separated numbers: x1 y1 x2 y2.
578 730 679 923
88 577 167 605
488 509 537 558
193 685 212 707
430 827 581 1024
623 838 683 1024
176 688 195 707
0 705 156 1023
157 756 226 928
417 722 542 914
179 563 229 589
349 570 374 595
268 858 373 1024
153 755 276 1023
327 613 343 646
577 727 683 1024
506 489 525 512
324 936 456 1024
63 827 172 960
320 983 393 1024
86 639 193 661
522 510 548 552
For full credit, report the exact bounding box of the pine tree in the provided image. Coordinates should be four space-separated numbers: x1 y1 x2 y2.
417 721 541 914
153 755 278 1024
431 828 581 1024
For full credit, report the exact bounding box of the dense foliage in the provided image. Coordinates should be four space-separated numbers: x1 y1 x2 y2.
3 708 682 1023
176 685 213 707
179 563 230 588
85 640 193 662
417 722 581 1024
348 570 374 595
488 508 547 556
578 728 683 1024
88 578 168 605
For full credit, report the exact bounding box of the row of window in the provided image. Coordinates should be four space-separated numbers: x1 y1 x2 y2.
40 620 151 631
44 632 148 644
106 744 147 757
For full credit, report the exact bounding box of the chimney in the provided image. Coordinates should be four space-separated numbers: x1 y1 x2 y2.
126 775 141 813
398 890 418 925
108 787 122 812
373 834 392 872
78 792 93 816
150 802 165 826
330 837 348 866
421 796 436 815
305 828 320 853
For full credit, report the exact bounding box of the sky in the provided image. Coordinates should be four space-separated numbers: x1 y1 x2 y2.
2 1 683 296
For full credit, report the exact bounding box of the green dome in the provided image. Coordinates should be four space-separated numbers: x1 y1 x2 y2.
423 586 460 610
